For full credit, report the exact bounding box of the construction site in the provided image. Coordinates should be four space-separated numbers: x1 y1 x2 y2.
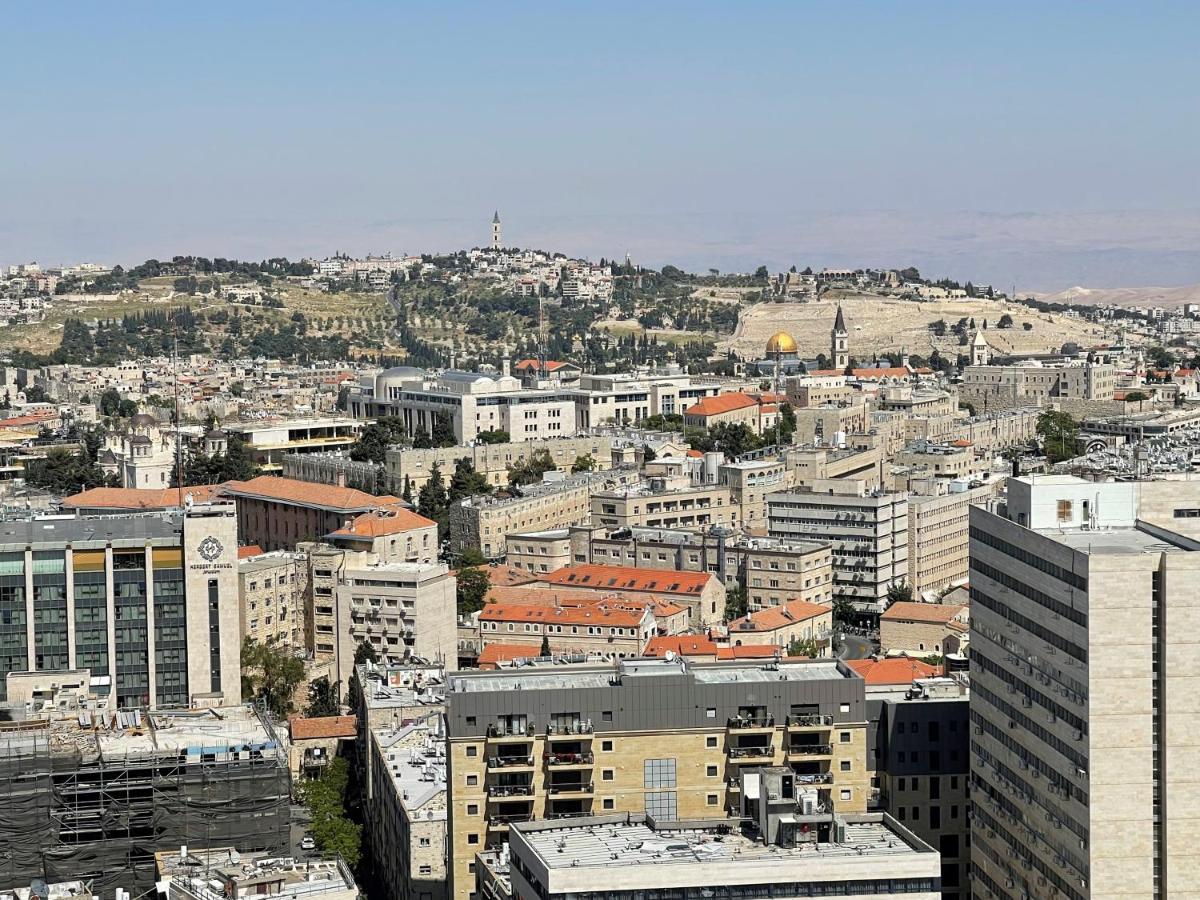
0 703 291 896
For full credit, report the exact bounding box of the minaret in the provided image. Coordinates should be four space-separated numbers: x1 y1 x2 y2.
831 305 849 371
492 211 501 250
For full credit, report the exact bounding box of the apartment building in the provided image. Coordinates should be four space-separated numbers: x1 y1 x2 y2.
386 435 612 492
894 442 977 479
969 475 1200 899
445 657 872 900
906 480 993 598
224 417 362 472
569 371 720 429
791 403 871 445
157 851 359 900
568 526 834 611
768 481 909 621
477 809 940 900
333 561 457 686
478 602 655 658
960 360 1117 410
589 479 738 531
785 444 883 490
238 550 309 650
0 503 240 707
504 529 572 574
450 470 637 559
721 456 788 528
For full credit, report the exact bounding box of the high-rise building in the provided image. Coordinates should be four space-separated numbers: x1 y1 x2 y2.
0 502 241 708
444 657 872 900
969 474 1200 899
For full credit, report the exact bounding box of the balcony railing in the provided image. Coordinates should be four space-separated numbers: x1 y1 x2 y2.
545 751 594 766
487 723 534 739
794 772 834 785
786 714 833 727
787 744 833 756
728 744 774 759
727 716 775 729
487 755 535 769
547 781 595 795
487 812 534 826
546 722 594 736
487 784 534 798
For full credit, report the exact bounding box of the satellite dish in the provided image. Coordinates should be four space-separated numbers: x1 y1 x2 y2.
665 650 676 662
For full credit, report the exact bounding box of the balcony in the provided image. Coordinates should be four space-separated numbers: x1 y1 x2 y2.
487 755 536 771
727 744 775 763
486 811 534 831
547 781 595 797
487 723 535 743
486 784 534 801
544 750 594 769
546 722 594 740
786 743 833 759
786 714 833 731
727 715 776 732
792 772 834 786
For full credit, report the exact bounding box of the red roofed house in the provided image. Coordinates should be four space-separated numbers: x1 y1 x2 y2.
487 585 692 635
513 359 582 386
219 475 413 552
476 642 544 669
62 485 222 515
643 634 784 662
846 657 942 686
287 715 357 780
726 599 834 655
682 392 780 435
478 601 655 659
326 508 439 564
536 564 726 626
879 602 969 656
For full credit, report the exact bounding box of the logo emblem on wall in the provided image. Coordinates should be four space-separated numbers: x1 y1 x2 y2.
199 536 225 562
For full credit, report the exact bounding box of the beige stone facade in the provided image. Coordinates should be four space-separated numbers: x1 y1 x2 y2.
504 530 572 574
878 602 968 656
386 435 613 492
905 482 992 597
589 480 738 531
239 551 309 650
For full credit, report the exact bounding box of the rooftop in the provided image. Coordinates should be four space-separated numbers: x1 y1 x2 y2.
538 564 714 596
0 512 187 550
509 813 933 886
880 602 966 624
372 717 447 820
62 484 221 510
156 850 357 900
221 475 402 513
289 715 357 741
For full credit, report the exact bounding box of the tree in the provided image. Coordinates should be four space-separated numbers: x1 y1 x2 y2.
300 758 361 867
754 265 769 279
430 410 457 447
353 639 378 666
929 319 947 337
787 636 819 658
240 637 304 719
540 634 552 657
1022 322 1033 331
886 581 913 605
831 596 856 626
305 676 341 718
1124 390 1150 402
449 458 491 501
508 449 556 487
723 586 748 622
456 566 491 616
350 416 407 464
418 462 448 519
25 446 114 494
1036 409 1081 463
477 429 510 444
1147 345 1175 370
99 388 123 417
997 313 1014 329
570 454 595 473
641 444 657 464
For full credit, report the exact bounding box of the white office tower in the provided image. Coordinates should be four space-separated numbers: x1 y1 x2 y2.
969 474 1200 899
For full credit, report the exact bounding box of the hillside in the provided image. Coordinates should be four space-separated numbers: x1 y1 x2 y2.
1029 284 1200 310
724 292 1113 361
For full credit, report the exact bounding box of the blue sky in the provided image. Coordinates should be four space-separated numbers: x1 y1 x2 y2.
3 1 1198 289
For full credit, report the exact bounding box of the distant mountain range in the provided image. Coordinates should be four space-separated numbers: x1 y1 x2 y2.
1030 283 1200 309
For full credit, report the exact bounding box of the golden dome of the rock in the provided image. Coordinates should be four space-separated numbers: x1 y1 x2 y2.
765 331 798 354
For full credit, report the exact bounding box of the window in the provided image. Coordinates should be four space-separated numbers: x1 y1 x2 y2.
706 707 717 718
839 703 850 713
419 866 432 876
929 778 940 800
707 793 719 805
840 760 851 771
602 798 614 810
466 746 478 757
840 789 851 801
602 710 613 722
644 759 676 789
467 804 479 815
1056 499 1073 521
930 806 941 830
839 731 851 743
911 807 920 821
467 834 478 845
601 739 614 752
645 791 677 819
466 716 476 727
706 765 718 777
602 769 615 781
466 775 478 786
706 736 718 748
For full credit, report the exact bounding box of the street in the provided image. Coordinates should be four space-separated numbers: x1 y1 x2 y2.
837 633 875 660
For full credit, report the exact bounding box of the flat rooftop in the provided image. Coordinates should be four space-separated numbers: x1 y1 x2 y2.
1044 525 1196 555
372 719 447 819
514 815 931 876
447 657 851 694
0 512 182 549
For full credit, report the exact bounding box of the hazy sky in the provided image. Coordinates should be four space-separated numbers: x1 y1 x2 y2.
3 1 1198 290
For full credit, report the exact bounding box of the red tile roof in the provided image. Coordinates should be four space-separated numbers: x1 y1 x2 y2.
289 715 357 740
538 565 715 596
514 359 574 372
237 545 265 559
221 475 401 513
477 642 544 668
881 601 966 624
846 657 941 685
728 599 831 633
479 601 650 628
684 392 760 417
63 485 222 511
328 508 437 538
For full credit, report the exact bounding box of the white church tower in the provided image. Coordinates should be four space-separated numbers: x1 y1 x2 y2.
971 330 991 366
831 305 849 371
492 211 501 250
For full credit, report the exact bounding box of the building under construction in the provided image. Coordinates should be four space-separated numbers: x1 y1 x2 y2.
0 702 290 896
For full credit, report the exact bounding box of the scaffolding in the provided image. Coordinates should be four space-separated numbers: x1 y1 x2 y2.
0 705 291 896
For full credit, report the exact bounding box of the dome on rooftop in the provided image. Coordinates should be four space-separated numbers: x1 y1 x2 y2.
765 332 798 355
